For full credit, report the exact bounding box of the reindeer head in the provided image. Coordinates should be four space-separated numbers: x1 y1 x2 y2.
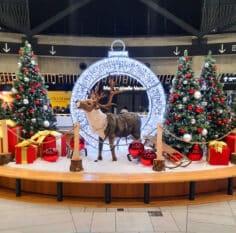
76 79 122 112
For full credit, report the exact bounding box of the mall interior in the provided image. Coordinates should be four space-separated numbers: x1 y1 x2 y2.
0 0 236 232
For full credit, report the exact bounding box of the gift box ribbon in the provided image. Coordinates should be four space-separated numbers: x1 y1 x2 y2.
30 130 62 156
30 130 61 143
209 140 227 153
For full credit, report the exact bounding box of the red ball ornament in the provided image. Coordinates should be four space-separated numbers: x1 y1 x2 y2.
37 82 42 88
179 64 184 69
197 127 203 133
186 73 191 78
213 65 217 71
207 115 212 120
211 83 216 88
165 119 171 125
30 87 35 93
34 67 39 73
29 108 34 114
179 128 185 134
223 118 228 124
35 100 40 105
18 87 24 92
173 93 179 99
185 56 190 61
174 115 180 120
169 98 175 103
212 97 218 102
187 105 193 110
28 131 34 136
195 107 203 113
216 90 222 95
69 136 85 150
24 68 29 74
128 141 144 158
189 89 194 94
220 98 225 103
18 49 23 55
140 149 157 166
16 94 21 99
217 120 222 125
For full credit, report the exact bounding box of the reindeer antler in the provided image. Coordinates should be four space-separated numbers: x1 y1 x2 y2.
99 79 123 110
90 83 107 101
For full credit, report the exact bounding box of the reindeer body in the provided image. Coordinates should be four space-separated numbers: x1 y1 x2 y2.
76 91 141 161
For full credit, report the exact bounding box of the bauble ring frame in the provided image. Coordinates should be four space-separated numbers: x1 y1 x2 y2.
71 40 166 148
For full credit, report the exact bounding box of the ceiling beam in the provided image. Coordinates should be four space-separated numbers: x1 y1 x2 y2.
139 0 201 38
28 0 93 37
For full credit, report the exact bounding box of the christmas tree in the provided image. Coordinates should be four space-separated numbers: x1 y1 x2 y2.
11 41 57 138
0 98 5 119
199 51 233 140
164 50 208 154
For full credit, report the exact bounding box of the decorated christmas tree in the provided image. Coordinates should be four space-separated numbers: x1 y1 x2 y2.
11 41 56 138
0 98 5 119
164 50 208 154
199 51 233 140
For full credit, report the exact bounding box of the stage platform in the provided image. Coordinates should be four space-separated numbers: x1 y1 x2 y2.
0 143 236 205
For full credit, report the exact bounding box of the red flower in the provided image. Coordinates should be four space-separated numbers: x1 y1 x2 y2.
186 73 191 78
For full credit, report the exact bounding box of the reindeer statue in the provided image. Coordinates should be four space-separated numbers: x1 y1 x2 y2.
76 80 141 161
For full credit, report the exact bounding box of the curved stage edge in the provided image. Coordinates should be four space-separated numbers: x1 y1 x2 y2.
0 165 236 206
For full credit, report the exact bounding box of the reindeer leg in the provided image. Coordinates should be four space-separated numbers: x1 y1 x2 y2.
97 137 103 161
109 136 117 161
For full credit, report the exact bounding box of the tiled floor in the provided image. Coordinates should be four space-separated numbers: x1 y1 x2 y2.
0 199 236 233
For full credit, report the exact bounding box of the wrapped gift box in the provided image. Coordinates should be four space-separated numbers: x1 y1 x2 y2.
8 126 22 155
225 134 236 153
31 131 66 157
15 142 37 164
208 141 230 165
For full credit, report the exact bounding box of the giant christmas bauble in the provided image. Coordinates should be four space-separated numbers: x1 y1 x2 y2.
128 141 144 158
140 149 157 166
70 136 85 150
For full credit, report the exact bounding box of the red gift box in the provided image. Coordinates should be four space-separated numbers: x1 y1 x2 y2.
225 134 236 153
208 142 230 165
40 135 66 157
15 145 37 164
8 126 22 155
